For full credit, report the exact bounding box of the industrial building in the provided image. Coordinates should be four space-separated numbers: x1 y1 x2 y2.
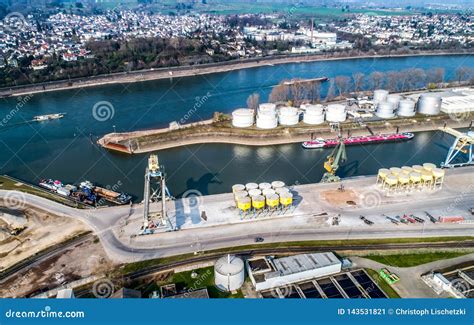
247 252 342 292
439 88 474 115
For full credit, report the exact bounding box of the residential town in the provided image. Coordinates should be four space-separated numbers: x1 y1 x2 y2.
0 9 472 84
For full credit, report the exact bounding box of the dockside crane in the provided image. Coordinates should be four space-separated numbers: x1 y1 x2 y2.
321 128 347 183
439 127 474 168
141 154 174 235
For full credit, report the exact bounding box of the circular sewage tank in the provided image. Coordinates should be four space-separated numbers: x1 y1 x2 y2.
214 255 245 292
232 109 254 128
417 93 442 115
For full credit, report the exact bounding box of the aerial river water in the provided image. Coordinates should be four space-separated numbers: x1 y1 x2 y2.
0 54 472 199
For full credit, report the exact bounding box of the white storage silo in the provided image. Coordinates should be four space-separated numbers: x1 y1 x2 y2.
232 109 254 128
397 99 416 117
325 104 347 122
417 93 442 115
373 89 389 104
258 103 277 115
278 106 299 126
256 110 278 129
386 94 401 110
214 255 245 292
376 101 395 119
302 104 325 125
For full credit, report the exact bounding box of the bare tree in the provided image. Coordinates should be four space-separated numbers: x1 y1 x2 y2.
324 79 336 102
352 72 365 92
455 67 473 83
386 71 399 92
334 76 351 97
269 83 290 103
307 80 322 103
426 67 445 84
246 92 260 112
369 71 385 90
290 79 307 106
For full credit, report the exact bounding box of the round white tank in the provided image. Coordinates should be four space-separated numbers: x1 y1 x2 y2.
373 89 389 104
214 255 245 292
278 106 299 126
302 104 325 125
397 99 416 117
256 110 278 129
325 104 347 122
386 94 401 110
376 101 395 119
417 93 441 115
258 103 277 115
232 109 254 128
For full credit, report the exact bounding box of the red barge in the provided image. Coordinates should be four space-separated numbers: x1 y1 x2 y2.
302 132 414 149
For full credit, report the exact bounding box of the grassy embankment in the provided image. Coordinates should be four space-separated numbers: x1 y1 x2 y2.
363 251 472 267
365 269 401 298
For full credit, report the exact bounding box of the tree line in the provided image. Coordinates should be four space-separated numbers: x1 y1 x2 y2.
264 66 474 106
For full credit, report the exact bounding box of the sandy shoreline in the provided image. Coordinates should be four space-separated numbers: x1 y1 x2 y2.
1 51 472 98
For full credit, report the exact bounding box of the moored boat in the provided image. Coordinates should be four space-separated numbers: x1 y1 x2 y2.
302 132 414 149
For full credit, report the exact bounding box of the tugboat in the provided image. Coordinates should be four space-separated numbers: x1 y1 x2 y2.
302 132 414 149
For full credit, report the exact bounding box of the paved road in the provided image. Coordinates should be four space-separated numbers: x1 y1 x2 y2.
1 167 474 263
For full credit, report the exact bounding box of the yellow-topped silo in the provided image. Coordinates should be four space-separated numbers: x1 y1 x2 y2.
432 168 445 188
232 184 246 193
266 194 280 209
251 195 266 210
377 168 390 185
409 172 422 190
389 167 402 176
412 165 424 173
279 192 293 207
423 163 436 172
401 166 413 175
237 196 251 212
398 174 410 192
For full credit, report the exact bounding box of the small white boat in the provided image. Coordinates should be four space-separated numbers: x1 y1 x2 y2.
33 113 65 122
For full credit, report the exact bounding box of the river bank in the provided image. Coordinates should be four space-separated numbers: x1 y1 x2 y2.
1 51 472 98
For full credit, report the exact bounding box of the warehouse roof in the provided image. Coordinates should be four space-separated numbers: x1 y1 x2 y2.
272 252 340 276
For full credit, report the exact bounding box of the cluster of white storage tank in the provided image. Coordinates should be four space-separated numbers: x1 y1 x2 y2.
232 102 349 129
373 89 442 119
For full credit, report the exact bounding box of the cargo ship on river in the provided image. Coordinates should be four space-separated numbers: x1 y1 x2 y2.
302 132 414 149
38 179 132 206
